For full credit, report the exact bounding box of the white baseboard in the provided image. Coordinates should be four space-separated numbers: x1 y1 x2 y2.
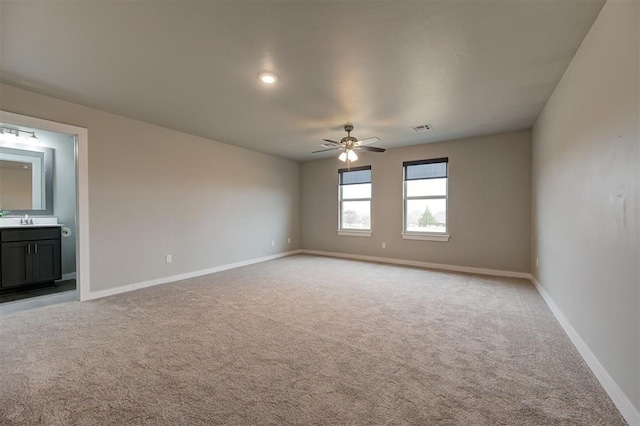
300 249 531 279
531 276 640 426
61 272 77 281
83 250 302 301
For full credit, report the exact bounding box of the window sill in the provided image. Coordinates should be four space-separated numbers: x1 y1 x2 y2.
402 233 450 242
338 230 372 237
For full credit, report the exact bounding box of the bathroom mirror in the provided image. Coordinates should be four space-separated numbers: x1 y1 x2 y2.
0 144 54 215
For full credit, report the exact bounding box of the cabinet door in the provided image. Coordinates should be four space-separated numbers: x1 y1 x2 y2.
1 242 33 288
32 239 62 284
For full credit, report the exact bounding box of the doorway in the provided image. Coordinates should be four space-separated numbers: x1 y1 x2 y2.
0 111 90 303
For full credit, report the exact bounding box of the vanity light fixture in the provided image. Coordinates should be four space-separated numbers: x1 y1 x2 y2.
0 127 17 142
259 72 277 84
0 126 38 144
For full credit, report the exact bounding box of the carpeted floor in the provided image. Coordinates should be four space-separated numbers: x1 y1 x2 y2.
0 255 626 425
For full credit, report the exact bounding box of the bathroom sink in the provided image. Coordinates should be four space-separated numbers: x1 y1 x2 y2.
0 217 59 228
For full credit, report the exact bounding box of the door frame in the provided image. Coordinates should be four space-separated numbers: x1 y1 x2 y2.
0 110 90 301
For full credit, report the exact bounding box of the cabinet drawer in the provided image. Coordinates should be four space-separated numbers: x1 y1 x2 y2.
1 227 61 243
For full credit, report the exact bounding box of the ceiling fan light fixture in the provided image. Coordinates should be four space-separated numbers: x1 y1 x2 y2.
312 125 382 161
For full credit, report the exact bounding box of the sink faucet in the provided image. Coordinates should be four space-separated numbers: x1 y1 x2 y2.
20 215 33 225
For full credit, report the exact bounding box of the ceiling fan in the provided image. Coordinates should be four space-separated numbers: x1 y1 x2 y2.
313 125 385 162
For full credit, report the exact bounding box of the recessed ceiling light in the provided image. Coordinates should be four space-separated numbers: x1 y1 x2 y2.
259 73 277 84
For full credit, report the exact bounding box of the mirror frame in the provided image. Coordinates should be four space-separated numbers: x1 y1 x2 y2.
0 143 54 215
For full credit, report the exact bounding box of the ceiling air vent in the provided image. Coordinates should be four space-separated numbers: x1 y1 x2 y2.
411 123 433 132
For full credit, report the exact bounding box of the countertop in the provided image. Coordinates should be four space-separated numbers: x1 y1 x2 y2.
0 224 63 229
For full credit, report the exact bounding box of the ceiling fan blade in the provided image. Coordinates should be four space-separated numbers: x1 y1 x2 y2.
322 139 341 145
312 147 342 153
355 136 380 146
355 146 386 153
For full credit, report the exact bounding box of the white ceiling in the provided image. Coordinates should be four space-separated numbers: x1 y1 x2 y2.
0 0 604 161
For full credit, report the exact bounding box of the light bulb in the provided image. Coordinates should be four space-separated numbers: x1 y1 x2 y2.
338 151 347 162
259 73 277 84
0 129 17 144
347 150 358 161
22 132 39 145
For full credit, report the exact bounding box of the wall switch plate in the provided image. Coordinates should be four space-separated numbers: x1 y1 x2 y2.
381 242 386 249
287 237 291 244
166 254 172 263
536 257 539 268
271 240 275 247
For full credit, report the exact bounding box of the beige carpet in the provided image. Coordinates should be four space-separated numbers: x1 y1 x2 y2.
0 255 626 425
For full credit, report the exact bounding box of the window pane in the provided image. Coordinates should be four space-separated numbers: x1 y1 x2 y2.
342 200 371 230
405 198 446 233
406 178 447 197
342 183 371 199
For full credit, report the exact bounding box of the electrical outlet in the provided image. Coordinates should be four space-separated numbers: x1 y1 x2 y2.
381 242 386 249
166 254 172 264
287 237 291 244
271 240 275 247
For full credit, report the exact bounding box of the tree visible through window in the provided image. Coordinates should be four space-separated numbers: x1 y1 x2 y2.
418 206 439 227
403 158 448 234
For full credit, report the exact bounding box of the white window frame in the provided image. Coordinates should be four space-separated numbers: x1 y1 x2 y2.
338 166 372 237
402 158 450 242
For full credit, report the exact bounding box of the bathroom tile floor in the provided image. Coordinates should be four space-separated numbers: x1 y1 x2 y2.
0 279 76 316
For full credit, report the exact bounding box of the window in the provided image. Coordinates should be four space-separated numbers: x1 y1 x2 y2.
338 166 372 236
403 158 449 241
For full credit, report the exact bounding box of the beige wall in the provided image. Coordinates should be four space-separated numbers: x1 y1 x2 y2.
301 131 532 272
0 83 300 293
532 0 639 415
0 167 32 208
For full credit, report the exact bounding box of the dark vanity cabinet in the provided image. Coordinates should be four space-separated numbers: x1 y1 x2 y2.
0 227 62 290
